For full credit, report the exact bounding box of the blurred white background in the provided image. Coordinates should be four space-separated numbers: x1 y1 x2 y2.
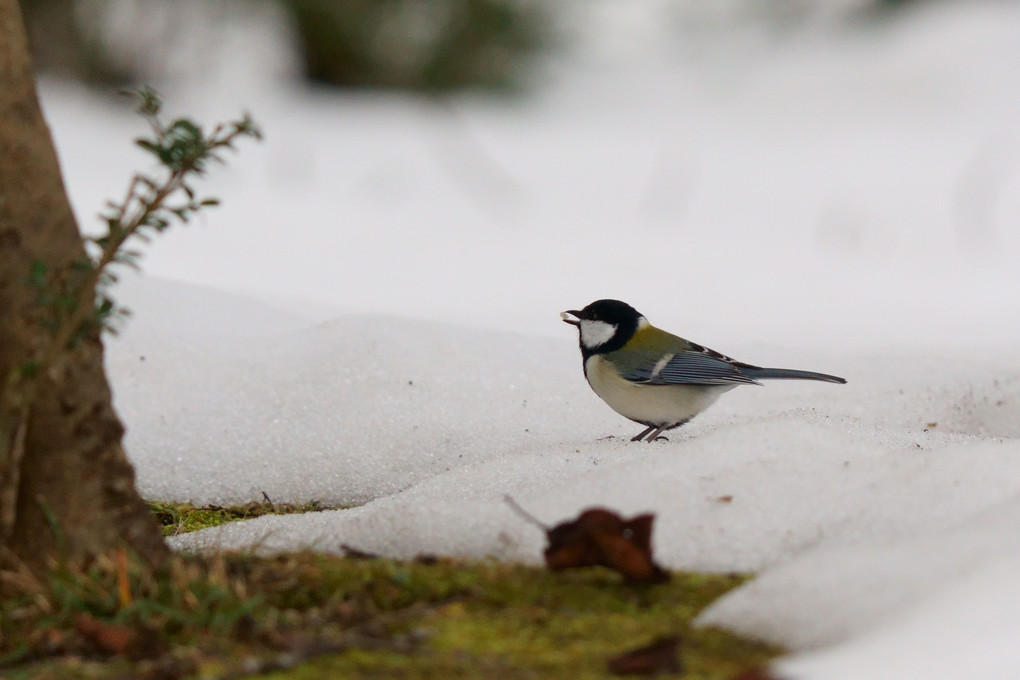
33 0 1020 350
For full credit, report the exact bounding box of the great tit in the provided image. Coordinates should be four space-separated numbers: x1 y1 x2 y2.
561 299 846 442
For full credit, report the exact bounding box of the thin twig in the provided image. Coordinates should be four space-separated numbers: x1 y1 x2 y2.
503 495 549 531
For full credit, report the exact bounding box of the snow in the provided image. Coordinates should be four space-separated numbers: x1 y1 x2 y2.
35 1 1020 678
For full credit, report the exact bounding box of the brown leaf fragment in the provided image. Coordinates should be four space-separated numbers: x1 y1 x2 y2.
607 634 683 675
74 613 162 660
543 508 669 584
75 613 136 655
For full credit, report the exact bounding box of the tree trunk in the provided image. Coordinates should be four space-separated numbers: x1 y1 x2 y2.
0 0 166 579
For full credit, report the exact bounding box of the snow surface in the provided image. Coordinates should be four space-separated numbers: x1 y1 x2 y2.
37 1 1020 678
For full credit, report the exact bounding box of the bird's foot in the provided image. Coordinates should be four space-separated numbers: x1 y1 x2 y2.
631 425 656 442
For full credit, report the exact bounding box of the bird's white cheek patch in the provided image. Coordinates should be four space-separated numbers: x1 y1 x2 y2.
579 320 617 349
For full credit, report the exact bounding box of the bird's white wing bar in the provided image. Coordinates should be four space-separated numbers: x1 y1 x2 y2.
650 354 674 380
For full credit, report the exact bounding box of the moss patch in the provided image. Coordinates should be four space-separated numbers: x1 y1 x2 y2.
2 550 776 680
264 560 774 679
149 500 330 536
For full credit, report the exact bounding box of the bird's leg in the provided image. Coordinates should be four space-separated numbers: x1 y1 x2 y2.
645 425 670 442
649 419 691 442
631 425 656 442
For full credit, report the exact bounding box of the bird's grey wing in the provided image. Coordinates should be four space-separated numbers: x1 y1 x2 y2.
615 344 762 387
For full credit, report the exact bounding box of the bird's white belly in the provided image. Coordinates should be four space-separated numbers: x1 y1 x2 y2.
585 355 734 426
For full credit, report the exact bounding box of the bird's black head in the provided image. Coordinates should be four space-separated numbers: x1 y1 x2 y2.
561 299 644 356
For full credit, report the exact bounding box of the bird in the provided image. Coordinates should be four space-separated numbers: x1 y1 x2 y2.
561 299 846 442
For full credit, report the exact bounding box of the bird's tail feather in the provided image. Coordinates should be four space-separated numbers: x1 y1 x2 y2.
741 367 846 384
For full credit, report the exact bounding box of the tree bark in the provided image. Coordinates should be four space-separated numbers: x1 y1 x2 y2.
0 0 166 579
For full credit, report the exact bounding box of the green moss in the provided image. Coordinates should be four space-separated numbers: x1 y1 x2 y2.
262 559 775 680
148 500 329 536
4 545 776 679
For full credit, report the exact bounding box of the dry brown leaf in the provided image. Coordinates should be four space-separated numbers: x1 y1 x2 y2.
74 613 137 656
544 508 669 584
74 613 162 660
607 634 682 675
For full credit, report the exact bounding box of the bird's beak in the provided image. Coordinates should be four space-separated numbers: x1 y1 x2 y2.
560 310 581 326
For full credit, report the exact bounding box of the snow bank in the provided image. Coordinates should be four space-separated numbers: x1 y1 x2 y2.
106 274 1020 680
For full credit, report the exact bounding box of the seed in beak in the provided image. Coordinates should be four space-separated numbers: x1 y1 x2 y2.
560 310 581 325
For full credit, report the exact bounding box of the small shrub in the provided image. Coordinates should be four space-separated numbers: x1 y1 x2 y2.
282 0 551 92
